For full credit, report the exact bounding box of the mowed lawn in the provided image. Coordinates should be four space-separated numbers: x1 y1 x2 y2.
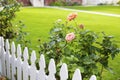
64 5 120 14
15 7 120 80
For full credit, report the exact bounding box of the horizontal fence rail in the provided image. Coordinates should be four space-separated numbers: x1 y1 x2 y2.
0 37 96 80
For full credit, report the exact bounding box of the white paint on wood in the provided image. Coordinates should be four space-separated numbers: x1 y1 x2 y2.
0 37 97 80
11 42 16 80
38 54 46 80
47 59 56 80
89 75 97 80
30 51 37 80
2 51 6 76
23 47 29 80
0 59 1 74
72 69 82 80
1 39 6 76
60 63 68 80
16 44 22 80
0 37 1 55
0 37 2 74
6 39 11 79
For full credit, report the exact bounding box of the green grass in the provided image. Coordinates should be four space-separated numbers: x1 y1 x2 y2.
15 8 67 49
15 7 120 80
63 5 120 14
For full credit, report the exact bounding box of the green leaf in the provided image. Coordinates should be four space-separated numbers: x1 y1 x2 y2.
78 67 84 73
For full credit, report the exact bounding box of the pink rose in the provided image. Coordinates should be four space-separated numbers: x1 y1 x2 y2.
65 32 75 42
67 12 78 21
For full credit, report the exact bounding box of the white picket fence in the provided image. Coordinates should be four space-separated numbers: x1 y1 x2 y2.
0 37 96 80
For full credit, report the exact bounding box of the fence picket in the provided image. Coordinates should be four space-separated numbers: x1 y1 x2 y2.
0 37 97 80
11 42 16 80
60 63 68 80
1 37 6 76
47 59 56 80
6 39 11 79
89 75 97 80
30 51 37 80
2 50 6 76
0 37 1 74
23 47 29 80
0 37 6 76
16 44 22 80
38 54 46 80
72 69 82 80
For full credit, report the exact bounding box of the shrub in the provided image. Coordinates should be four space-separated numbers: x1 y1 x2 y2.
50 0 66 6
50 0 81 6
0 0 30 47
0 0 21 39
117 1 120 5
39 13 120 80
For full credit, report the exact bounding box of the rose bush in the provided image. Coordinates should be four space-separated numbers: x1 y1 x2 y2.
39 13 120 80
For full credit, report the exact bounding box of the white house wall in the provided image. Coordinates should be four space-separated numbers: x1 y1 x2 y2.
30 0 44 7
82 0 119 5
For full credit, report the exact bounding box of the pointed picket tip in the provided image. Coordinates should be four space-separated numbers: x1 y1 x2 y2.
6 39 10 50
39 54 46 69
17 44 22 57
89 75 96 80
72 69 82 80
31 50 36 63
11 42 16 53
60 63 68 80
48 59 56 74
23 47 29 60
1 37 4 47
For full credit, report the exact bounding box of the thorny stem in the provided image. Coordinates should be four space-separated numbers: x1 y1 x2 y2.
100 65 104 80
62 41 67 49
73 19 78 27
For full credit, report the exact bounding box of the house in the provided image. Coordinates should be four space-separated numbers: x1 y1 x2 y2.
17 0 31 6
17 0 82 6
82 0 119 5
17 0 119 7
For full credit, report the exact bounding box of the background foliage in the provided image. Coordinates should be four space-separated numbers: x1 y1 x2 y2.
50 0 81 6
